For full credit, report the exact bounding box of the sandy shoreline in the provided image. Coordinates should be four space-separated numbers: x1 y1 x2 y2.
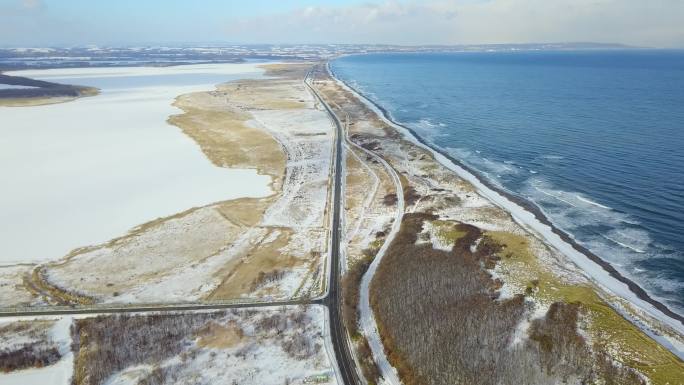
327 64 684 346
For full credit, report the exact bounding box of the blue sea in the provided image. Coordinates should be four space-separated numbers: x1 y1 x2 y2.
332 51 684 315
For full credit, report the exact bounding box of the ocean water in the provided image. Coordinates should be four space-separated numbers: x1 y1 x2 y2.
332 51 684 315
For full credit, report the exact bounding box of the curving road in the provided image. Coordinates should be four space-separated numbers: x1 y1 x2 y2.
313 63 405 385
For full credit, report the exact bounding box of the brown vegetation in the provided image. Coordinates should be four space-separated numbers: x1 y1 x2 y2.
71 312 223 385
342 257 372 339
370 213 645 385
382 193 398 206
342 256 382 384
402 184 421 206
208 228 299 300
0 345 60 373
70 307 322 385
24 266 95 305
0 321 61 373
168 92 286 185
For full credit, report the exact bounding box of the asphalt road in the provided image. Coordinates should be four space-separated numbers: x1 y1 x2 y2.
305 65 361 385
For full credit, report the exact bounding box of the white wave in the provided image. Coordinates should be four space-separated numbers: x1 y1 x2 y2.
602 234 647 253
603 228 652 254
334 73 684 343
525 180 644 239
533 186 578 208
647 275 684 294
449 148 519 176
411 118 439 131
577 195 611 210
540 154 564 161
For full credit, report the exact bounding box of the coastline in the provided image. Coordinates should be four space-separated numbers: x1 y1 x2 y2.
0 73 100 107
327 63 684 332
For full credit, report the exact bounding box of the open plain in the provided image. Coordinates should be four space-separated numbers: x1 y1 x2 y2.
1 60 683 385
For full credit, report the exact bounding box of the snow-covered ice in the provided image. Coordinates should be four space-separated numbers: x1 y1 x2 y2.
0 64 272 264
0 315 73 385
0 84 40 90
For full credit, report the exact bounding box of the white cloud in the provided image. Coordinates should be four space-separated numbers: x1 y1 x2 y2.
1 0 682 47
20 0 43 10
223 0 684 48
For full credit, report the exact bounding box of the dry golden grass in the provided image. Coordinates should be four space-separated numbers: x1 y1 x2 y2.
169 95 286 187
208 228 301 299
319 79 390 137
33 204 243 301
489 231 684 385
430 220 468 245
25 266 94 305
214 197 274 228
195 320 244 349
217 80 308 110
345 149 373 221
0 265 36 307
260 63 314 79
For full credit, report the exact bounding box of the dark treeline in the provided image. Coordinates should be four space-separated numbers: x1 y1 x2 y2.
71 312 224 385
342 254 382 384
70 307 320 385
0 74 95 99
370 213 644 385
0 344 61 373
0 321 62 373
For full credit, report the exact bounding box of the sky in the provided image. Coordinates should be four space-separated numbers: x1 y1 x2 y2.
1 0 683 48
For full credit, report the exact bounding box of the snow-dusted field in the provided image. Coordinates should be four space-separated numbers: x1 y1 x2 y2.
254 108 332 229
0 64 272 264
5 64 333 305
0 306 338 385
0 316 73 385
101 307 338 385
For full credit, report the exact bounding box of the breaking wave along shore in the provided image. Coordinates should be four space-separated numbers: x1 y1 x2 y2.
328 61 684 340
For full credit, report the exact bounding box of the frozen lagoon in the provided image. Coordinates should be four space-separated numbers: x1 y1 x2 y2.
0 63 273 264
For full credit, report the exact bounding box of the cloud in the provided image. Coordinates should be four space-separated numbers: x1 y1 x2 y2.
1 0 682 47
223 0 684 48
19 0 44 10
